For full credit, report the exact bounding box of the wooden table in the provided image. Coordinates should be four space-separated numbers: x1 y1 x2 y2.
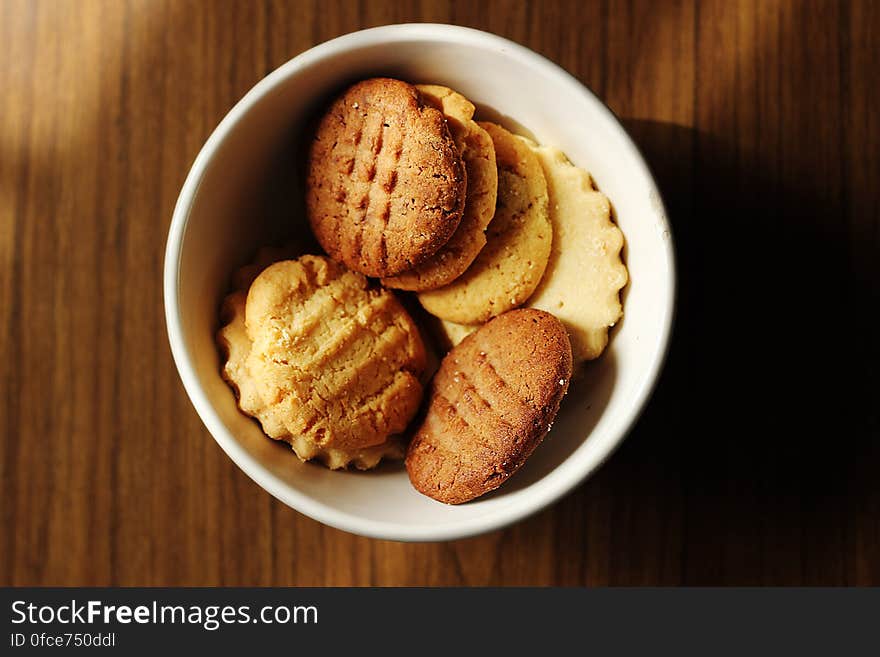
2 0 877 586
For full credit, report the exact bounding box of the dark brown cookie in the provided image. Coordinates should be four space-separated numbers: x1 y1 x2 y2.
307 77 466 278
406 308 573 504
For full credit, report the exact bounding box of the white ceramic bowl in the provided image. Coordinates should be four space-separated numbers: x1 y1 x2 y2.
164 24 675 542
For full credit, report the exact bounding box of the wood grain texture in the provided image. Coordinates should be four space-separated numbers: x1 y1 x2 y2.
1 0 877 586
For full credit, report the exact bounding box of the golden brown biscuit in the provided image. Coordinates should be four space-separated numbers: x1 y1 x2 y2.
406 308 572 504
217 254 426 469
417 122 551 324
218 290 405 469
307 78 466 278
382 85 498 291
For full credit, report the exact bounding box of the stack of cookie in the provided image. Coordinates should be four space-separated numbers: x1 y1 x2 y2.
217 77 627 504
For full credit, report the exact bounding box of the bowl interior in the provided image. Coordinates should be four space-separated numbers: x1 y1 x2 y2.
168 26 674 540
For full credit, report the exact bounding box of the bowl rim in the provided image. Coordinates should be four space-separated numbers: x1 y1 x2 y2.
163 23 677 542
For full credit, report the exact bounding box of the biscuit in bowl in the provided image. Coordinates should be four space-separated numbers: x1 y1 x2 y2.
382 85 498 291
406 308 572 504
522 141 628 361
417 122 551 324
306 78 466 278
217 254 426 469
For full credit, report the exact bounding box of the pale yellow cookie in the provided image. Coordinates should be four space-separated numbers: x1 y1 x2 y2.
217 253 424 470
218 291 405 470
382 85 498 291
522 141 628 361
418 122 551 324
